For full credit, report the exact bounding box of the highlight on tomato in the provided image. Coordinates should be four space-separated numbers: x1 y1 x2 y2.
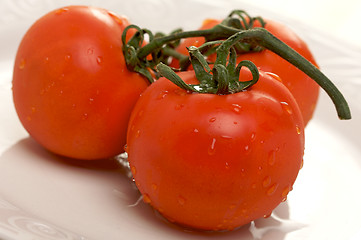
12 6 149 160
171 10 320 125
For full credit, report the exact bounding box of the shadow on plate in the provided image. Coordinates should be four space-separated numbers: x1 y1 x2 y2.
122 194 305 240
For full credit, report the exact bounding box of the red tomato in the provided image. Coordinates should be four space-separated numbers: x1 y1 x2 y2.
127 70 304 231
12 6 149 160
172 18 320 125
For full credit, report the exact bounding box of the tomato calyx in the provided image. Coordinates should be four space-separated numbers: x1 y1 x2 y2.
156 41 260 95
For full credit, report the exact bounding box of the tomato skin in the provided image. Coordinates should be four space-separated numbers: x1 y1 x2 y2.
127 70 304 231
12 6 149 160
173 18 319 125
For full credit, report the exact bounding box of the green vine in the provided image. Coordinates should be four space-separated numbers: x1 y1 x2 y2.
121 9 351 120
121 9 266 81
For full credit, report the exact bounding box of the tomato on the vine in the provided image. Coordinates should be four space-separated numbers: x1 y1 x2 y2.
12 6 149 160
172 18 320 125
127 67 305 230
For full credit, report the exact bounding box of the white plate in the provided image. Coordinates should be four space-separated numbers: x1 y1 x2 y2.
1 0 361 240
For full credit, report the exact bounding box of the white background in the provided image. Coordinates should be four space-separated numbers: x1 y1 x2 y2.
0 0 361 49
244 0 361 49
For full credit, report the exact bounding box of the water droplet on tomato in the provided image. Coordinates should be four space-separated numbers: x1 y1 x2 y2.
268 148 279 166
221 135 232 140
87 48 94 55
55 7 69 15
193 128 199 133
173 88 187 96
208 138 216 155
263 212 272 218
135 130 141 138
268 154 276 167
231 103 242 113
300 158 304 169
267 183 279 196
209 117 216 123
156 91 169 100
178 196 186 206
280 101 293 115
244 145 250 154
151 183 158 191
250 132 256 142
166 216 176 223
262 176 271 187
143 194 151 204
82 113 88 120
96 56 103 65
281 185 291 201
296 125 302 135
64 54 71 61
19 59 26 69
107 11 123 24
137 110 144 118
265 72 282 82
225 162 230 170
174 104 184 110
89 98 94 104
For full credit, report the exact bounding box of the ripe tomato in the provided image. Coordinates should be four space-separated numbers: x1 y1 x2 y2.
12 6 149 160
127 69 304 231
172 18 320 125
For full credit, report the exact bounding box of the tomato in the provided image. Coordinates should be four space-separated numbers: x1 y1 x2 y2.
127 69 304 231
172 18 320 125
12 6 149 160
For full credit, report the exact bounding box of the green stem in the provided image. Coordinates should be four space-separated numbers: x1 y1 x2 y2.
161 46 188 63
215 28 351 120
137 24 239 59
156 62 199 92
157 43 260 95
136 9 265 60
